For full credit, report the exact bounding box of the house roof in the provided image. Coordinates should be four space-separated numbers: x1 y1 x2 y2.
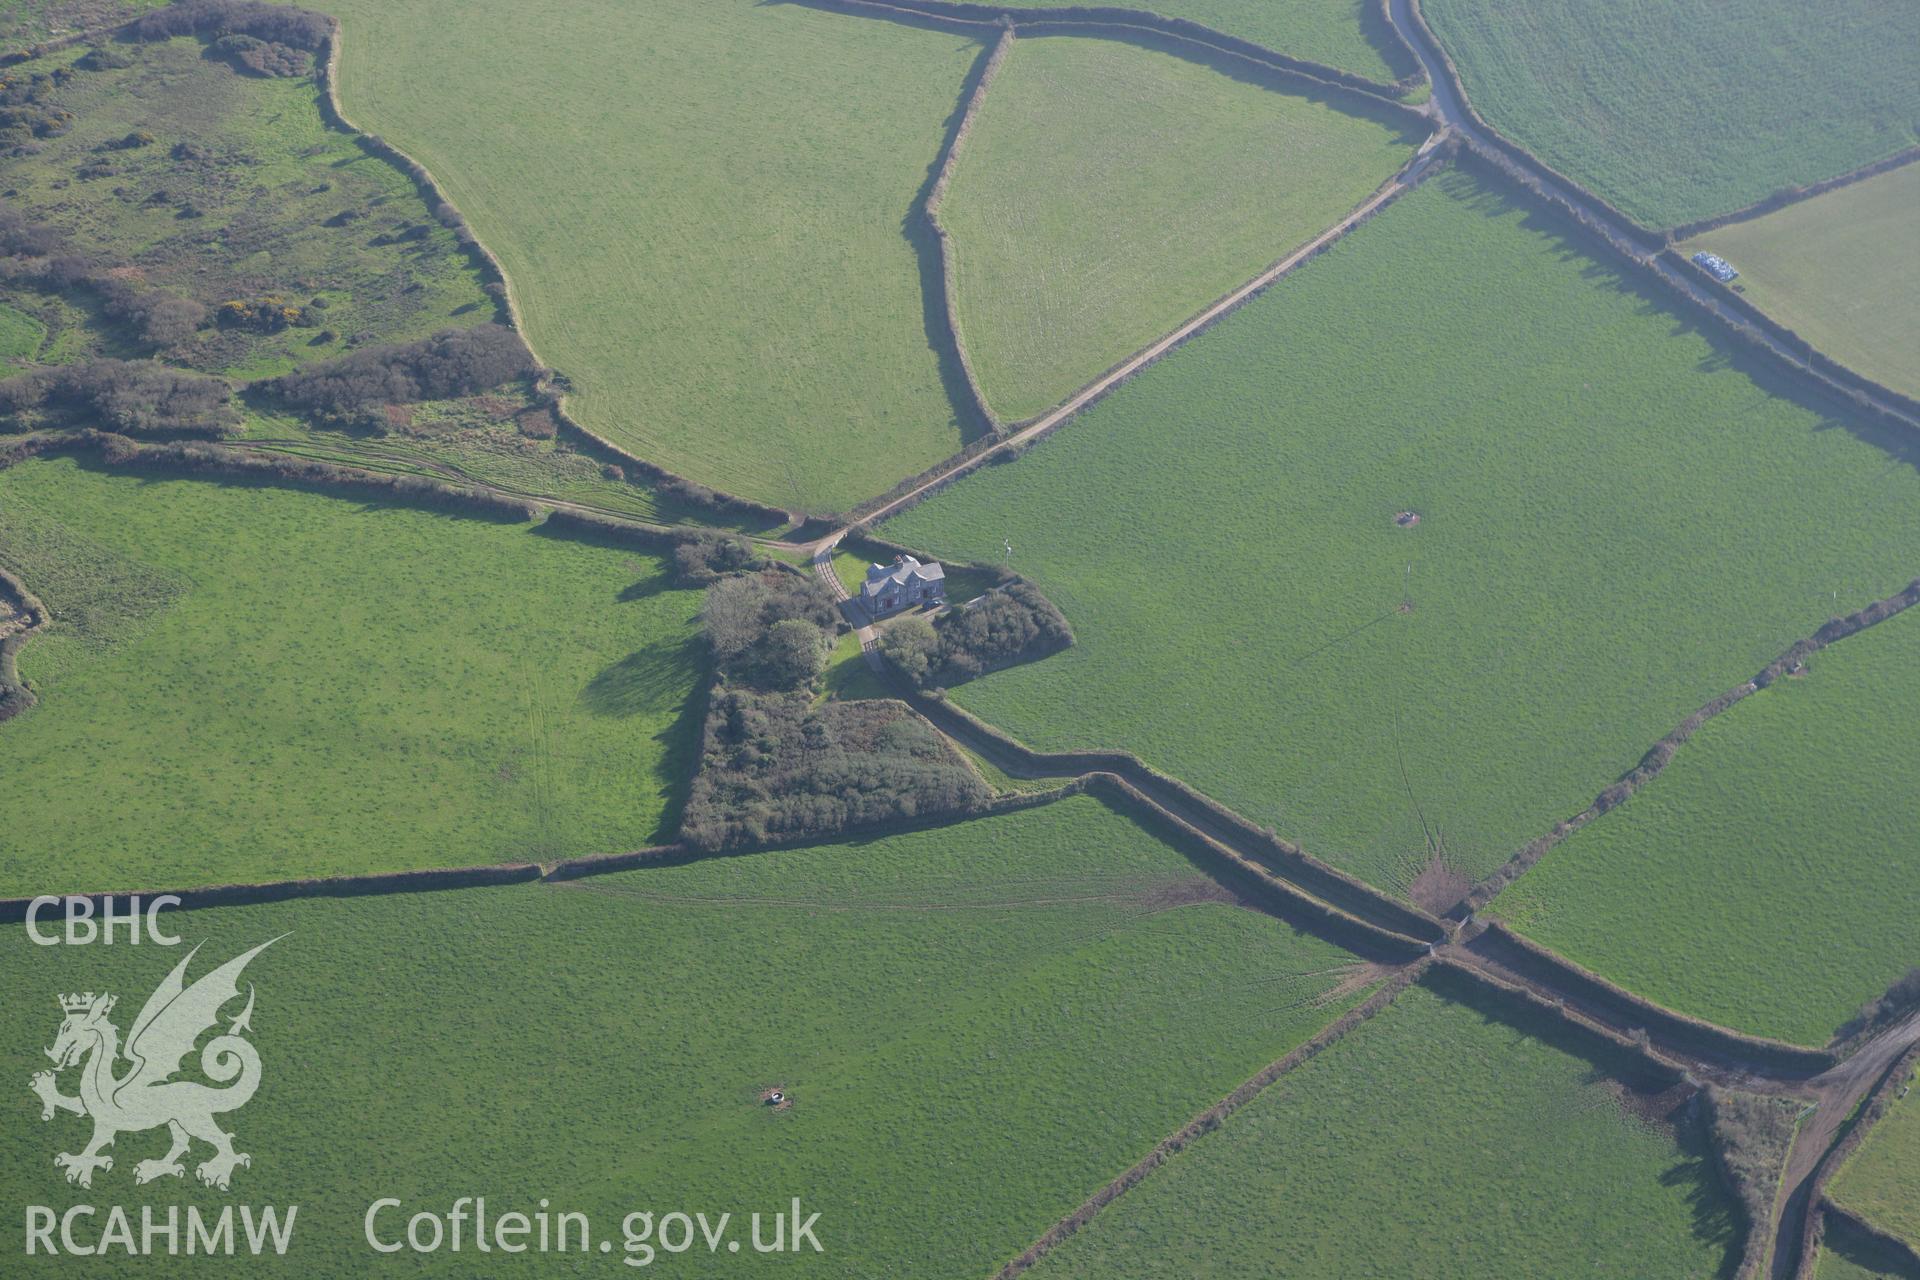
862 555 944 594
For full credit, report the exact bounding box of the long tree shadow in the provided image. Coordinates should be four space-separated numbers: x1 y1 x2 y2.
648 660 711 843
1454 156 1920 476
905 26 1000 445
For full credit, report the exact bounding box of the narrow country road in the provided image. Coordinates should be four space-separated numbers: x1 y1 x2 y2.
1384 0 1917 432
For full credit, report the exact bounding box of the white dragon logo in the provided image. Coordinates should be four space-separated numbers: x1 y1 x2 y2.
28 938 279 1191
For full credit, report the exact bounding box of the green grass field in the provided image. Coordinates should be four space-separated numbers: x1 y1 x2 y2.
1422 0 1920 228
0 795 1372 1276
940 33 1417 422
0 457 705 895
1028 975 1736 1278
1007 0 1414 85
1492 607 1920 1046
319 0 990 514
1826 1065 1920 1248
1681 162 1920 399
0 37 491 379
884 165 1920 895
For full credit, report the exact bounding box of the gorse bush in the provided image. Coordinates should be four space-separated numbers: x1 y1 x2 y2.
0 209 205 349
681 690 988 851
0 66 73 143
261 325 536 425
210 34 312 78
0 360 235 436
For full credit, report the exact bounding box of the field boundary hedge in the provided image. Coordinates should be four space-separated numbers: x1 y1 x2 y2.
991 957 1431 1278
0 862 545 925
843 138 1450 527
3 429 791 565
805 0 1425 98
878 670 1448 946
1425 956 1694 1084
0 565 49 724
1400 0 1658 246
311 21 790 528
1668 147 1920 241
1463 922 1837 1076
0 779 1080 923
1398 3 1920 436
1798 1043 1920 1277
1464 570 1920 915
1082 773 1429 961
923 25 1013 433
1660 248 1920 424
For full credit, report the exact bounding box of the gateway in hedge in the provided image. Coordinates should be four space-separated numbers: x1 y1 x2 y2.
860 554 945 616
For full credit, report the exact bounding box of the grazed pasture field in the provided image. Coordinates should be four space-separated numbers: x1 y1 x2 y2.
1030 976 1736 1278
886 166 1920 894
1009 0 1413 85
1826 1065 1920 1248
0 796 1371 1276
1493 606 1920 1046
1682 162 1920 399
320 0 988 514
1422 0 1920 227
0 458 705 895
941 34 1415 422
0 37 490 380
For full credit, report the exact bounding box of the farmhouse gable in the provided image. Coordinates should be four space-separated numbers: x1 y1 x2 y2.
859 554 946 616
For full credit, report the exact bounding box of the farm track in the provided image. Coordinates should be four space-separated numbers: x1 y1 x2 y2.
1771 1033 1920 1280
822 132 1448 535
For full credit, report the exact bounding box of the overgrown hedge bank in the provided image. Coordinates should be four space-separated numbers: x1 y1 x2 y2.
880 675 1448 946
1466 922 1837 1075
32 429 544 520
